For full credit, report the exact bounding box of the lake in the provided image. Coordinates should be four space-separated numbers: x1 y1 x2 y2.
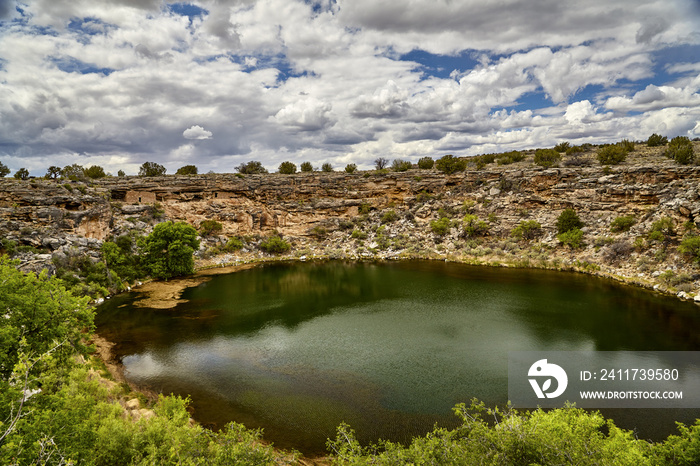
95 260 700 454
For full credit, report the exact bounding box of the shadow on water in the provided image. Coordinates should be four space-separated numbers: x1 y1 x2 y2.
96 260 700 455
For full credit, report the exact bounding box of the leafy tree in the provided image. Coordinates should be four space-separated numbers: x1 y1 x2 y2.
259 235 291 254
300 161 314 172
278 161 297 174
666 136 695 165
175 164 198 175
13 168 29 180
139 161 167 177
511 220 542 240
139 221 200 280
557 208 584 234
597 144 627 165
417 157 434 169
101 236 142 284
345 163 357 173
236 161 268 174
391 159 412 172
85 165 107 179
647 133 668 147
0 161 9 177
374 157 388 170
0 257 93 380
45 165 61 179
435 154 466 174
321 162 333 172
534 148 561 167
61 163 85 180
117 169 126 177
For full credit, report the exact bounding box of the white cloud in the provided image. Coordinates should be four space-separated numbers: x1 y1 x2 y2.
183 125 213 140
0 0 699 175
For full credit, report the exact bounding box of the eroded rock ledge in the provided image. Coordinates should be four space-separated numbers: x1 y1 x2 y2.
2 152 699 300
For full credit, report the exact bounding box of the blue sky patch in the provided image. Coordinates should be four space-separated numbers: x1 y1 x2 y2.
168 3 208 21
399 49 480 80
51 56 114 76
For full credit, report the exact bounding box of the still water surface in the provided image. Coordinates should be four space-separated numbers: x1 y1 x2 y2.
96 261 700 454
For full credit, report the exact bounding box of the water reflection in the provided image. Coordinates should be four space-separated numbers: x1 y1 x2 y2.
96 260 700 454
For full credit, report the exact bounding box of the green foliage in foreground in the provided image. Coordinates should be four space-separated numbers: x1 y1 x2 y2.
328 400 697 466
558 227 584 249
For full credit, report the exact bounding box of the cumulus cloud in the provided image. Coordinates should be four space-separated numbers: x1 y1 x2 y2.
0 0 699 174
183 125 213 140
274 98 333 131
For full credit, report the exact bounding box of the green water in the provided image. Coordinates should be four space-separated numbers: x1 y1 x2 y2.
96 260 700 454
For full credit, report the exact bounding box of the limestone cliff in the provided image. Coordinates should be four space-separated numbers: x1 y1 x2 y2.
1 145 699 299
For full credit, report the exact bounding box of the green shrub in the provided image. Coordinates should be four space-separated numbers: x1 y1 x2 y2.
417 157 434 169
619 139 635 152
534 149 561 168
558 228 584 248
553 142 570 153
345 163 357 173
85 165 107 178
435 154 466 174
223 237 244 252
175 164 198 175
300 161 314 172
278 161 297 174
597 144 627 165
679 236 700 264
199 219 223 236
139 161 166 177
556 208 584 234
511 220 542 240
565 145 585 155
259 235 291 254
647 217 675 242
430 217 451 236
610 215 636 233
358 203 371 215
13 168 29 180
496 151 525 165
391 159 412 172
665 136 695 165
321 162 333 172
647 133 668 147
381 210 398 224
236 161 268 174
351 229 367 240
463 214 489 237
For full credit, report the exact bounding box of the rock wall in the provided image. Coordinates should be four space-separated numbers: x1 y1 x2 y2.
1 153 700 297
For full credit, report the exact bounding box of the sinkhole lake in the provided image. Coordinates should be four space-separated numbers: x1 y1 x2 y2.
96 260 700 454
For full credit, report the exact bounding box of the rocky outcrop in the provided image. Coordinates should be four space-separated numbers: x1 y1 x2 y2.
1 146 700 297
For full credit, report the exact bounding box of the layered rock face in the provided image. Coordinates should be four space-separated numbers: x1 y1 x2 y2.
1 155 699 296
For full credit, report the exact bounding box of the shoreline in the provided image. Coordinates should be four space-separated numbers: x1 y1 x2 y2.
91 252 699 461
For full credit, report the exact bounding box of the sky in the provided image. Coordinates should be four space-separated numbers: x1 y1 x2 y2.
0 0 699 175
